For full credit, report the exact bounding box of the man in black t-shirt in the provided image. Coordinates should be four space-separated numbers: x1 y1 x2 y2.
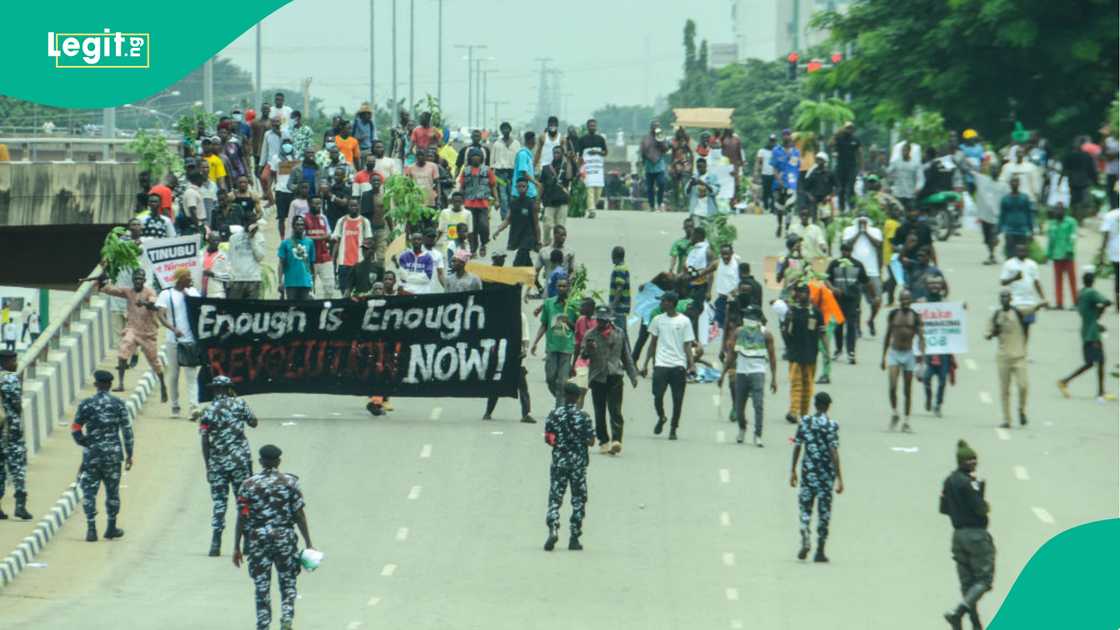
826 242 873 363
831 122 862 212
781 284 825 423
577 118 609 213
493 178 541 268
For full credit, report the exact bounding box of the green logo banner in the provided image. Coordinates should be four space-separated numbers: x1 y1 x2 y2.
1 0 290 108
989 518 1120 628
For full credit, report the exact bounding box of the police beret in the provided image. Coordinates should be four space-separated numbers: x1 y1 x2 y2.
209 375 233 388
259 444 283 460
93 370 114 383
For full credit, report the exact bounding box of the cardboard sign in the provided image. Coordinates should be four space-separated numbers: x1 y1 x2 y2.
582 150 604 188
912 301 968 355
142 235 202 289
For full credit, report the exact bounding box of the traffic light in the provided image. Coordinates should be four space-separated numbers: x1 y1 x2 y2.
807 59 823 73
787 52 800 80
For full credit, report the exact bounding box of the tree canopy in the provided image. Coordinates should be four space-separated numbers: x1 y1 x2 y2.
815 0 1119 144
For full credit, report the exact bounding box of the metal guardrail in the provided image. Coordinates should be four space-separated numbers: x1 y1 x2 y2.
16 265 113 455
0 136 179 162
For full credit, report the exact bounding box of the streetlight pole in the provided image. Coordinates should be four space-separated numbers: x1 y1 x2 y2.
392 0 398 111
408 0 415 114
254 24 262 106
454 44 486 128
436 0 443 106
481 68 495 131
376 0 380 106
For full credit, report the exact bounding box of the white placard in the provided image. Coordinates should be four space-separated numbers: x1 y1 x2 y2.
912 301 968 355
142 235 202 289
707 148 735 199
582 150 605 188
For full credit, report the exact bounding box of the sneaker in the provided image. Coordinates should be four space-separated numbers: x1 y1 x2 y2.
654 417 666 435
753 434 763 448
170 405 181 418
786 413 798 424
366 402 385 416
867 319 876 337
1019 412 1028 426
999 421 1011 429
520 414 537 423
1057 381 1071 398
934 405 942 418
668 429 678 441
815 375 830 385
543 527 559 551
609 441 622 455
889 413 899 431
797 541 810 560
568 536 583 551
833 350 843 360
736 429 745 444
925 398 932 412
901 420 913 433
847 353 856 365
481 414 493 421
599 444 611 455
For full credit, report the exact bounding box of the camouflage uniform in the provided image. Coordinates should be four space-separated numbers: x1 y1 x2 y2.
237 468 304 630
544 403 594 537
794 412 839 549
0 371 27 503
199 393 255 532
72 391 133 523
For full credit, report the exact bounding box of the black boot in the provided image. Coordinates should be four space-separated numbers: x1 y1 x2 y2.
568 536 583 551
967 607 983 630
13 492 32 520
104 519 125 540
543 526 558 552
813 540 829 562
943 604 966 630
209 529 222 556
86 522 98 542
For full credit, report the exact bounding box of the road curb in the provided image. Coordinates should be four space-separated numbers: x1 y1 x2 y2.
0 354 163 589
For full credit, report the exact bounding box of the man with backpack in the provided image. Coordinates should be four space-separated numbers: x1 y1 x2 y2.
826 242 875 364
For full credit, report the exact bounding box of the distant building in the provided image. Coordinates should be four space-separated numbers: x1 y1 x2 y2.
709 43 740 70
731 0 850 62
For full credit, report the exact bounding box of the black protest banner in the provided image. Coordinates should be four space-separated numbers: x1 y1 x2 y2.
187 286 522 401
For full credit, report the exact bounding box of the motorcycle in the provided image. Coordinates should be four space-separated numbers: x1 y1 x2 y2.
922 190 963 241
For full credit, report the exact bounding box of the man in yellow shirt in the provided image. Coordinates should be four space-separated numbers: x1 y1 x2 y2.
203 138 228 191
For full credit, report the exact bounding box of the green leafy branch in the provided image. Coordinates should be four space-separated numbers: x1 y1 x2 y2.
100 227 143 279
383 174 437 239
126 130 183 177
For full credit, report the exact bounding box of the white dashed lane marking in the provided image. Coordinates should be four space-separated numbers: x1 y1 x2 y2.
420 444 432 458
716 430 726 444
430 407 443 420
995 428 1011 441
396 527 409 541
1031 507 1055 525
347 622 362 629
1013 465 1030 481
964 358 978 371
291 413 307 418
719 469 731 484
979 391 993 405
722 552 735 567
367 596 381 607
380 564 397 577
731 621 744 629
725 587 740 601
720 512 732 527
408 485 422 500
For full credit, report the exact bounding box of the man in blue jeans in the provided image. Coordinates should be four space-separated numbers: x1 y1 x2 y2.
640 121 670 211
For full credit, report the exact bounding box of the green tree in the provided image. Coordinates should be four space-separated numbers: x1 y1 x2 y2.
814 0 1119 144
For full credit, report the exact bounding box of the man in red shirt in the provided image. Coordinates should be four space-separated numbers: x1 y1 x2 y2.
149 174 175 220
409 111 440 158
331 199 373 297
303 198 336 298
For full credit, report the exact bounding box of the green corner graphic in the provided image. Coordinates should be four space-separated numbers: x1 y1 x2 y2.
989 518 1120 628
1 0 291 107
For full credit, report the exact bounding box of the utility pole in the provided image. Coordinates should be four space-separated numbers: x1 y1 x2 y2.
203 57 214 112
533 57 552 130
376 0 380 105
301 77 312 120
436 0 443 106
254 24 262 106
392 0 398 111
454 44 486 127
481 68 495 131
490 100 510 131
409 0 415 114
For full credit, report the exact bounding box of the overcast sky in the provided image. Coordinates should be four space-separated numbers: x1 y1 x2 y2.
219 0 732 126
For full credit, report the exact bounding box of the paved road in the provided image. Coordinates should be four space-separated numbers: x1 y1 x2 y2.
2 210 1116 629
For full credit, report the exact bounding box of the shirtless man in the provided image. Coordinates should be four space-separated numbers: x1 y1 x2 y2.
880 289 925 432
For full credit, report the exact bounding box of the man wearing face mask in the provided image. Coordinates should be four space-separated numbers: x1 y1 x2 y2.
640 121 671 212
535 116 563 174
271 140 300 239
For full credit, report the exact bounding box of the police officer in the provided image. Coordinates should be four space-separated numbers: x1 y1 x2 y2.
71 370 133 542
234 445 314 630
200 375 258 557
789 391 844 562
939 440 995 630
0 349 32 520
543 382 595 552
